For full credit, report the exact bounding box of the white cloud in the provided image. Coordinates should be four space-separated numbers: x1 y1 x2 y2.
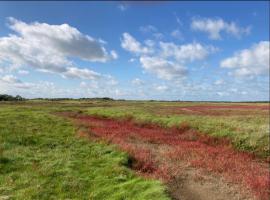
173 13 183 26
139 25 163 39
155 85 169 92
140 56 187 80
214 79 225 85
7 17 115 62
80 81 87 88
139 25 157 33
0 73 121 99
144 39 155 48
191 17 251 40
131 78 144 86
63 67 101 80
118 4 128 11
104 75 118 86
171 29 184 40
217 91 229 97
160 41 217 62
153 33 164 40
0 74 34 89
1 74 20 84
229 88 238 93
220 41 269 77
121 33 217 81
110 50 118 59
0 17 117 80
121 32 152 54
18 70 29 75
128 58 136 63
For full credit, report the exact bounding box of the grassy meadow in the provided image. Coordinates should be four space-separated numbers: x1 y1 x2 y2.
0 100 269 199
0 103 169 200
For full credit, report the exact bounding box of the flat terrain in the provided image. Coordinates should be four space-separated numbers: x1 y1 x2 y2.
0 100 269 200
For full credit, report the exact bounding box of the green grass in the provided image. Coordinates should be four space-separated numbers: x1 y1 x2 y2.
87 105 269 157
0 100 268 199
0 105 169 200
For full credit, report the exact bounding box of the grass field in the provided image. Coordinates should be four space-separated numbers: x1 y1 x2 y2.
0 103 169 200
0 100 269 200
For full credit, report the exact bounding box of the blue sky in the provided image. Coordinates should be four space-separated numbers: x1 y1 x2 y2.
0 1 269 101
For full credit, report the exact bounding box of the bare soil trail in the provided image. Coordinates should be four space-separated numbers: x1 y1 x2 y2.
59 112 269 200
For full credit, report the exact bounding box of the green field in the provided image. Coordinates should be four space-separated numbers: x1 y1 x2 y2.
0 100 269 199
0 103 169 200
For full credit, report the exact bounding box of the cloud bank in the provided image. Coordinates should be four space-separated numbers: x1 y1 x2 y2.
0 17 117 80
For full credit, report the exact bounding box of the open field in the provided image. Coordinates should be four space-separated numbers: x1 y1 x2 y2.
0 103 168 200
0 100 269 200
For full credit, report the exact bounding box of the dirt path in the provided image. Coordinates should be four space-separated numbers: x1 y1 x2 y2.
59 112 269 200
128 140 254 200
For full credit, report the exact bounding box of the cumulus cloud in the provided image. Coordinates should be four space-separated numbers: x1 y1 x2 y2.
152 33 164 40
191 17 251 40
155 85 169 92
220 41 269 77
1 74 20 84
171 29 184 40
63 67 101 80
118 4 128 11
216 91 229 97
121 32 152 54
121 32 217 80
214 79 225 85
131 78 144 86
139 25 163 39
128 58 136 63
7 17 115 62
18 70 29 75
0 74 34 89
80 81 87 88
0 17 117 80
139 25 157 33
140 56 187 80
160 41 217 62
110 50 118 59
0 73 121 99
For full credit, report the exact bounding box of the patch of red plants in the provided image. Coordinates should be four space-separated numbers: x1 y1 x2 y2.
75 114 269 200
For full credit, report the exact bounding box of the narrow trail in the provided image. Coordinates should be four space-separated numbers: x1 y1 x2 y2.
60 112 269 200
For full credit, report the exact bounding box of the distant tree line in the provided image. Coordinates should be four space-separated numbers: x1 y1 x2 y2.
0 94 25 101
1 94 268 103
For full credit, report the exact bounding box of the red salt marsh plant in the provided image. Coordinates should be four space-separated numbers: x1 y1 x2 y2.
75 114 270 200
87 105 269 158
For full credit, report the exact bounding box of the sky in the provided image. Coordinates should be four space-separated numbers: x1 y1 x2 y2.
0 1 269 101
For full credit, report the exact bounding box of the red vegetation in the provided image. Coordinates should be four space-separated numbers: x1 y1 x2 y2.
76 115 269 200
